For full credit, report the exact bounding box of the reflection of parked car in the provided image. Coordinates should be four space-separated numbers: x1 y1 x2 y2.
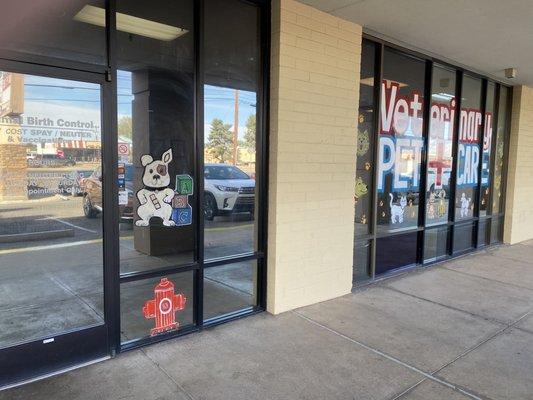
204 164 255 221
82 164 134 221
28 154 76 167
58 170 93 196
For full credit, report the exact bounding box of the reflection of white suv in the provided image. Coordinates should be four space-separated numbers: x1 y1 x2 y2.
204 164 255 221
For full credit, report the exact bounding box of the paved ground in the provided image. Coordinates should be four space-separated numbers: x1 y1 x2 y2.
2 240 533 400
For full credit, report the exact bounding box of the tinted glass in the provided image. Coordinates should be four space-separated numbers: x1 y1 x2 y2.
203 260 257 321
455 75 482 221
426 66 456 226
203 0 260 260
375 232 418 274
355 40 376 237
378 49 425 233
353 241 371 283
453 221 475 254
116 0 195 274
424 226 449 263
492 86 509 214
0 1 106 66
480 82 495 217
0 72 103 349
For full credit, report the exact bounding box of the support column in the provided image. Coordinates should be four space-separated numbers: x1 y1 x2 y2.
504 85 533 244
268 0 362 314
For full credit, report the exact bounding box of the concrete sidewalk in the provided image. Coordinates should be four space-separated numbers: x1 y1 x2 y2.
2 241 533 400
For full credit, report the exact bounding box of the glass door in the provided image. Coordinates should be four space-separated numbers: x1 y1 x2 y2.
0 65 109 386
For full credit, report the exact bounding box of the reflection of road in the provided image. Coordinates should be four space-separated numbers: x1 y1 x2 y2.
0 197 255 347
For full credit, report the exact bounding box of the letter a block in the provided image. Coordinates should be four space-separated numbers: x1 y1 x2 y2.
176 175 193 195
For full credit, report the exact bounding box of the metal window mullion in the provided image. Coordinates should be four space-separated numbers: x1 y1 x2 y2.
194 0 205 329
369 42 383 279
474 79 488 248
103 0 120 356
448 70 462 255
417 60 433 263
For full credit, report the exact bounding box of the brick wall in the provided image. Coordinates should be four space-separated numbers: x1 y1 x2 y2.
268 0 362 314
504 85 533 244
0 144 28 201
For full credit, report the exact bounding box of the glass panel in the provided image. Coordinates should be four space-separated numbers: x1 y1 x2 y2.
116 1 195 274
480 83 495 217
477 218 489 247
424 226 449 263
453 221 475 254
0 1 106 65
378 49 425 233
455 75 482 221
0 72 103 349
203 0 260 260
492 86 509 214
354 40 376 237
426 66 456 226
491 216 502 244
204 260 257 321
375 232 418 275
120 271 194 343
353 240 371 283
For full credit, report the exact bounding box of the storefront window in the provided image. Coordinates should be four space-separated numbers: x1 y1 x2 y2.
0 1 107 66
355 40 376 237
492 86 509 215
455 75 482 221
426 66 456 226
480 82 495 217
353 38 511 279
116 0 195 276
0 72 104 349
377 49 425 233
203 0 260 261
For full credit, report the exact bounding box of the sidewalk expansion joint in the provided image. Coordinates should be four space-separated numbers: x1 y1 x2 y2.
292 310 492 400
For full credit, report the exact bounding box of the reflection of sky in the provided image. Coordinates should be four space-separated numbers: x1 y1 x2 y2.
22 73 257 141
24 75 101 110
118 71 256 140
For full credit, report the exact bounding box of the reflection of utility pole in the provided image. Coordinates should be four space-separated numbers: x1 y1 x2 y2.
233 89 239 165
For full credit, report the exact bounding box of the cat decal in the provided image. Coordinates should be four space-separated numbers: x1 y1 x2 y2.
390 193 407 224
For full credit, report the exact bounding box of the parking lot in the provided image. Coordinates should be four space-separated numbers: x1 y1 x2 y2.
0 189 256 348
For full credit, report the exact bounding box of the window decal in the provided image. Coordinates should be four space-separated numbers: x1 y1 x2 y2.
143 278 187 336
135 148 176 227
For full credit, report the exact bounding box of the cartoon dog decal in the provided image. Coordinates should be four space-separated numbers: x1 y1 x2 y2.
460 192 471 218
135 148 176 227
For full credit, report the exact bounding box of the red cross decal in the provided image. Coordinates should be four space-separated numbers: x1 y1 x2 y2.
428 139 451 189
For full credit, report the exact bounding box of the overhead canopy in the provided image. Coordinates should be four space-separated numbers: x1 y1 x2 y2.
300 0 533 86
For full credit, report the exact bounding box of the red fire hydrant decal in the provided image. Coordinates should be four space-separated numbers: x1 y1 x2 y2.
143 278 187 336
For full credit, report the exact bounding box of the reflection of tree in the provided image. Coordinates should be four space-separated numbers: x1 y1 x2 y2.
207 118 233 163
243 114 256 151
118 116 132 139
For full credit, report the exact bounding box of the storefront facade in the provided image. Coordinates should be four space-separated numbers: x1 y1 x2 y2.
353 37 512 282
1 0 533 390
0 0 269 387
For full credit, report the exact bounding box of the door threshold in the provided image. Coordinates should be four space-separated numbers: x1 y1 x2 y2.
0 356 110 392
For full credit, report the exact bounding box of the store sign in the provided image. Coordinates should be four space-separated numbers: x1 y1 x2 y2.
378 81 424 191
0 72 24 117
456 109 481 187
